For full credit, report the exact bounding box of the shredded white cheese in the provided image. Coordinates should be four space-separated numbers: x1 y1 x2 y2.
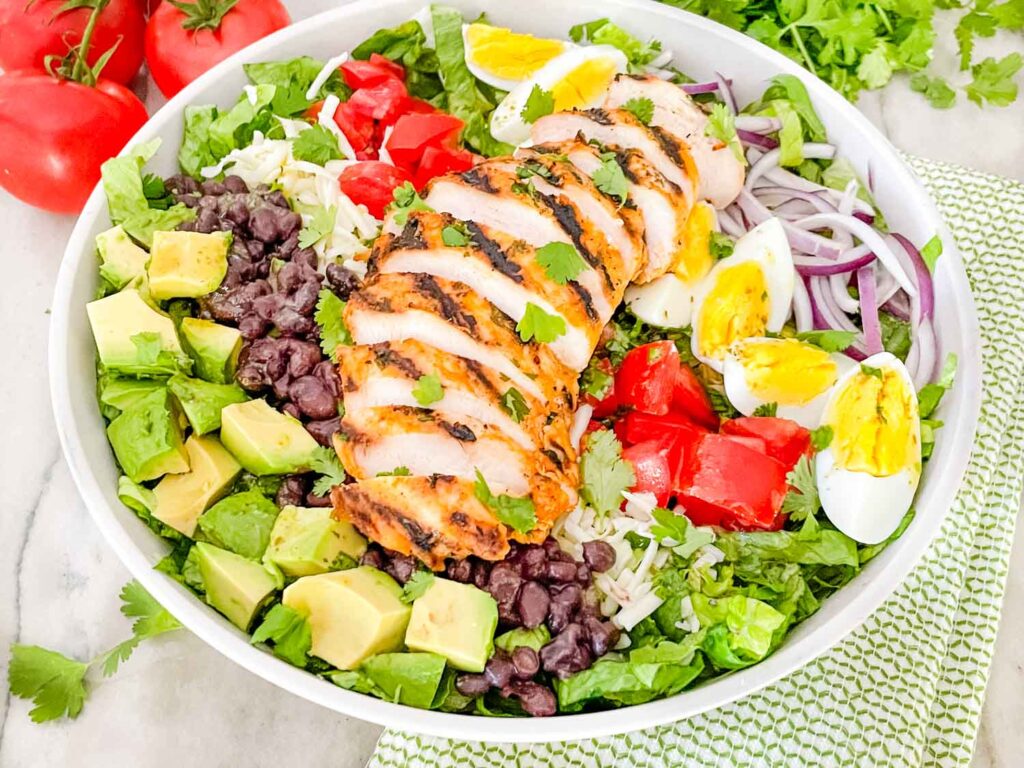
377 125 396 166
316 95 358 162
305 52 350 102
569 404 594 452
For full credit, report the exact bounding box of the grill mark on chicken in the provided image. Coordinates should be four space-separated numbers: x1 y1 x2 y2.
370 343 423 381
566 281 598 321
414 273 477 332
465 221 524 283
586 107 614 125
463 358 502 398
649 124 686 168
535 191 611 311
460 167 498 193
439 420 477 442
392 218 427 252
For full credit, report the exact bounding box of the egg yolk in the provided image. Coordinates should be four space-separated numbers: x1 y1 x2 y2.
551 58 620 111
465 24 565 81
696 262 769 362
828 368 917 476
673 203 714 285
736 339 838 404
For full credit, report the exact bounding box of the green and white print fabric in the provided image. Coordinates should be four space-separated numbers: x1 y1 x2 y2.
369 158 1024 768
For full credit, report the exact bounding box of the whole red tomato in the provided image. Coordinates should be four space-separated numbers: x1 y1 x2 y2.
0 71 148 213
145 0 291 98
0 0 146 86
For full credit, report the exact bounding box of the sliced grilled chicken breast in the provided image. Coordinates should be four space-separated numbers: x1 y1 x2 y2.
344 272 575 403
332 476 510 568
605 74 745 209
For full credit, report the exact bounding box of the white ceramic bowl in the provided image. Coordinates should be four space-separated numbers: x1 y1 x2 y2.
50 0 983 742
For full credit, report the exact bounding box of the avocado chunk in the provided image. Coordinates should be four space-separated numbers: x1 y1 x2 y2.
152 435 241 536
99 377 166 412
221 399 320 475
180 317 242 384
97 225 149 289
86 289 185 372
264 506 367 577
106 388 190 482
283 567 411 670
361 653 447 709
195 542 277 631
147 230 230 300
405 578 498 673
197 490 279 560
167 373 248 435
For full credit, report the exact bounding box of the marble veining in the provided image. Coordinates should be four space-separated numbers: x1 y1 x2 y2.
0 2 1021 766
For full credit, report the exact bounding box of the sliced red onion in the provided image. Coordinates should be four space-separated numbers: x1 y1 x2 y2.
874 266 901 307
831 272 860 314
793 245 874 276
735 116 783 133
737 191 846 259
809 276 869 356
890 233 935 320
770 199 822 220
753 166 876 218
882 292 911 321
913 319 938 388
745 143 837 190
715 71 737 113
753 186 837 214
791 273 813 332
680 81 720 95
857 264 883 355
793 213 917 297
737 129 779 151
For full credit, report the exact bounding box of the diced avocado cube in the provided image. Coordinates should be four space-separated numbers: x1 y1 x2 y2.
264 506 367 577
148 230 230 300
86 289 184 370
106 388 190 482
197 490 279 560
405 578 498 673
195 542 277 631
221 399 320 476
283 567 411 670
152 435 242 537
361 653 447 709
100 377 166 412
180 317 242 384
97 225 150 289
167 373 248 435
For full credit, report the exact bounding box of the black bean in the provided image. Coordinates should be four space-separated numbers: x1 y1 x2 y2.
519 546 547 581
285 339 323 378
484 653 514 688
501 682 556 717
238 314 270 339
200 180 227 196
539 623 591 679
271 374 292 400
516 581 550 629
275 475 307 508
510 646 540 680
253 292 285 321
273 306 314 336
222 175 249 194
312 360 341 397
292 247 318 269
542 538 564 558
250 207 286 242
455 674 491 697
384 555 418 585
582 540 616 573
305 490 333 508
305 417 341 447
582 617 620 658
326 263 361 299
445 558 473 583
472 560 492 589
360 547 385 570
575 563 591 585
547 583 582 634
289 375 336 420
545 560 578 583
282 401 303 420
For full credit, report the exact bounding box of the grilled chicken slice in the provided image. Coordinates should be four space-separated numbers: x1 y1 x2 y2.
332 476 510 569
536 141 694 284
370 211 609 371
344 272 575 403
605 74 745 209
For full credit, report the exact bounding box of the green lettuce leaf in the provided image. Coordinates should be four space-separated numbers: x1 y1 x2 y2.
197 491 280 560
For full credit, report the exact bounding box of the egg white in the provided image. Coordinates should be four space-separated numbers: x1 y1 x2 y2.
815 352 922 545
490 45 628 145
624 273 698 328
690 218 795 373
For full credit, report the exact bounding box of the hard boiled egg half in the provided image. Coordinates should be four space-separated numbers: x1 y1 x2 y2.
690 218 795 373
462 23 570 91
490 45 628 145
816 352 922 544
723 337 857 428
624 202 718 328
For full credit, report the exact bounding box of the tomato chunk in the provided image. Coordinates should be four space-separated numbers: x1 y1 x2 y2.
341 54 406 89
615 341 680 416
339 162 414 219
676 434 789 531
414 145 476 188
385 113 464 170
347 77 409 124
615 410 707 447
673 364 719 430
622 441 673 507
721 417 811 471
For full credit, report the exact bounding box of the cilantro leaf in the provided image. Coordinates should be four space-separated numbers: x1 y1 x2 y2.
400 571 436 603
649 507 716 559
412 373 444 406
516 302 567 343
780 455 820 521
441 224 470 247
314 288 352 363
910 73 957 109
966 53 1023 107
920 234 944 272
8 646 89 723
795 329 857 353
709 231 735 260
752 402 778 417
810 425 834 451
622 96 655 124
377 466 412 477
860 364 883 379
251 603 312 668
390 182 433 225
297 205 337 249
500 387 530 423
579 430 635 517
474 470 538 533
536 242 587 285
309 446 347 497
520 84 555 123
291 124 342 165
705 103 744 164
591 152 629 205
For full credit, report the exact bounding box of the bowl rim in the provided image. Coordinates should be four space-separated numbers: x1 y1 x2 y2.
49 0 983 743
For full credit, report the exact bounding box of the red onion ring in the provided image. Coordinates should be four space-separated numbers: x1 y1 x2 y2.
715 71 737 113
791 273 813 332
737 129 779 151
793 246 875 276
680 81 720 95
745 143 837 190
737 191 846 259
890 233 935 321
735 116 783 133
858 264 883 355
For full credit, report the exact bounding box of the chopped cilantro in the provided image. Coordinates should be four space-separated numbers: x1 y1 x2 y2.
705 103 744 164
390 182 433 226
536 242 587 285
780 455 820 521
291 124 342 165
309 447 347 497
860 364 884 379
412 373 444 406
441 224 470 247
579 430 635 517
622 96 655 124
516 302 567 344
591 152 629 205
297 205 336 249
752 402 778 417
795 329 857 353
810 425 834 451
400 571 436 603
314 288 351 363
474 471 537 533
520 85 555 123
500 387 530 423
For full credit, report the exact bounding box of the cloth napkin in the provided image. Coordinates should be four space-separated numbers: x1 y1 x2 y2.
367 157 1024 768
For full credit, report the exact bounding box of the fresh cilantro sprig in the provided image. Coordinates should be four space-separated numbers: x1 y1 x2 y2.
520 84 555 123
8 581 181 723
536 242 587 285
412 373 444 406
251 603 312 668
517 303 567 343
591 152 629 204
705 103 744 164
500 387 530 423
474 471 538 533
795 329 858 353
400 571 436 603
314 288 352 363
649 507 716 559
390 182 433 226
309 446 347 497
580 430 635 517
622 96 655 124
291 124 342 165
780 455 820 522
298 205 336 249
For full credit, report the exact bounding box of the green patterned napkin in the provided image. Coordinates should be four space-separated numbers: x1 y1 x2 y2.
369 157 1024 768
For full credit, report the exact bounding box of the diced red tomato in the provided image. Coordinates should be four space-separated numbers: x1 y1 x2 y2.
414 145 476 189
385 113 464 170
582 359 619 419
306 100 376 154
404 97 438 114
722 434 767 454
675 434 789 531
347 77 409 124
673 364 719 430
721 417 811 471
615 341 680 416
615 410 707 447
339 162 414 219
340 53 406 89
622 441 673 507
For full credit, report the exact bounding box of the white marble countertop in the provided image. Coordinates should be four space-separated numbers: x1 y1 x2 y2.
0 4 1022 767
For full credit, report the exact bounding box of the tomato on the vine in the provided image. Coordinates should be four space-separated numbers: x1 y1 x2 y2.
145 0 291 98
